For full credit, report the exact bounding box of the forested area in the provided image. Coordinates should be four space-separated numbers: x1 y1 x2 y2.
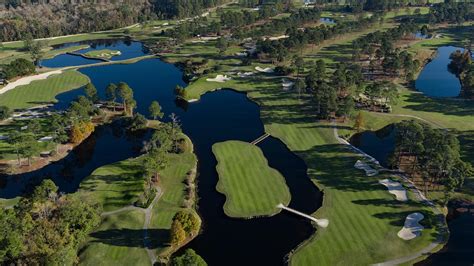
0 0 234 41
449 49 474 99
392 120 473 201
0 180 101 264
428 1 474 24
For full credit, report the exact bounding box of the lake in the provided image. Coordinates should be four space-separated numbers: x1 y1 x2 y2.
4 46 322 265
415 46 463 97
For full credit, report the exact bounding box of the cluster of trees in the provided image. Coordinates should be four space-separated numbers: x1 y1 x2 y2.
449 49 474 99
0 106 11 120
0 1 154 41
346 0 429 12
0 179 101 264
292 58 399 119
169 211 200 246
391 120 473 201
154 0 232 18
1 58 35 80
352 22 422 81
256 12 381 62
171 249 207 266
428 1 473 25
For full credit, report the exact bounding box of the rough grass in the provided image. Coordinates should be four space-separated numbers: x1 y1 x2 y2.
0 70 90 110
78 209 150 266
213 140 291 218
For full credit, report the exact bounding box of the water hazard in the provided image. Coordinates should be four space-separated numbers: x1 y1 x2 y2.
4 46 322 265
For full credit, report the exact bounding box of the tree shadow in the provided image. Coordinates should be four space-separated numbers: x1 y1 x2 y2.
401 93 474 117
89 228 168 249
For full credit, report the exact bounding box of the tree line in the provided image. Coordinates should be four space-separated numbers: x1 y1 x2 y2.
0 179 101 264
428 1 474 25
0 0 235 41
351 21 423 81
391 120 473 203
449 48 474 99
255 12 381 62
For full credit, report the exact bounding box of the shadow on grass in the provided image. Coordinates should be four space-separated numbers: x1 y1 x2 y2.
401 93 474 118
90 228 169 249
299 143 384 193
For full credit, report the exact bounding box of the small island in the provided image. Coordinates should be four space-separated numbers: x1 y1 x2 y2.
214 140 291 218
84 49 122 60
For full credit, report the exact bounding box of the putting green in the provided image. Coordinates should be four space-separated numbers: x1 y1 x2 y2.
213 140 291 218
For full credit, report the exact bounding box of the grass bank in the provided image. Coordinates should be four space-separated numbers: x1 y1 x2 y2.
77 134 199 264
213 140 291 218
0 70 89 110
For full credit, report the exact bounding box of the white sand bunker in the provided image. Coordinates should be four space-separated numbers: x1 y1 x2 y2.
379 179 408 202
282 79 294 90
267 35 289 41
398 212 424 240
238 72 255 78
206 75 231 83
354 160 378 176
255 66 274 73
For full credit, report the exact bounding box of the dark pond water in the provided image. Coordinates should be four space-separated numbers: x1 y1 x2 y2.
415 46 463 97
350 125 396 167
4 53 322 265
0 122 147 198
417 211 474 266
41 39 147 68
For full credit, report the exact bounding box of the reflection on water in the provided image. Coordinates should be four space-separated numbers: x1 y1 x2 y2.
415 46 463 97
4 56 322 265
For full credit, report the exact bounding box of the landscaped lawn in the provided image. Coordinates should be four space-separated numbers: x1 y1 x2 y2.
290 143 439 266
149 137 199 258
78 157 145 212
213 140 291 218
78 209 150 266
0 70 89 110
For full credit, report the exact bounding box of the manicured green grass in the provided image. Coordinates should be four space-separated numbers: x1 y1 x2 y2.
172 14 448 263
213 140 291 217
78 209 150 266
149 137 199 257
290 144 439 265
0 197 20 209
78 157 145 212
0 70 90 110
84 49 121 60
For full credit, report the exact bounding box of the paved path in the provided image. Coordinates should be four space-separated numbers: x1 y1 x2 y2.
277 204 329 228
332 123 447 265
100 187 162 265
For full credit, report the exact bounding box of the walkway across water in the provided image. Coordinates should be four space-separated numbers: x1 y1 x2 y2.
277 203 329 228
251 133 270 145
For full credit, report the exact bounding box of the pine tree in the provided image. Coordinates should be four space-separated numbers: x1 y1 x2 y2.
353 112 364 132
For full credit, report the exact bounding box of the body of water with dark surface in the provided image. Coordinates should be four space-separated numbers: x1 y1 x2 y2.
41 39 147 68
4 47 322 265
415 46 463 97
350 125 396 167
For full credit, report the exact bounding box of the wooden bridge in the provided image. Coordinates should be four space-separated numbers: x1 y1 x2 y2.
277 203 329 228
251 133 270 145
